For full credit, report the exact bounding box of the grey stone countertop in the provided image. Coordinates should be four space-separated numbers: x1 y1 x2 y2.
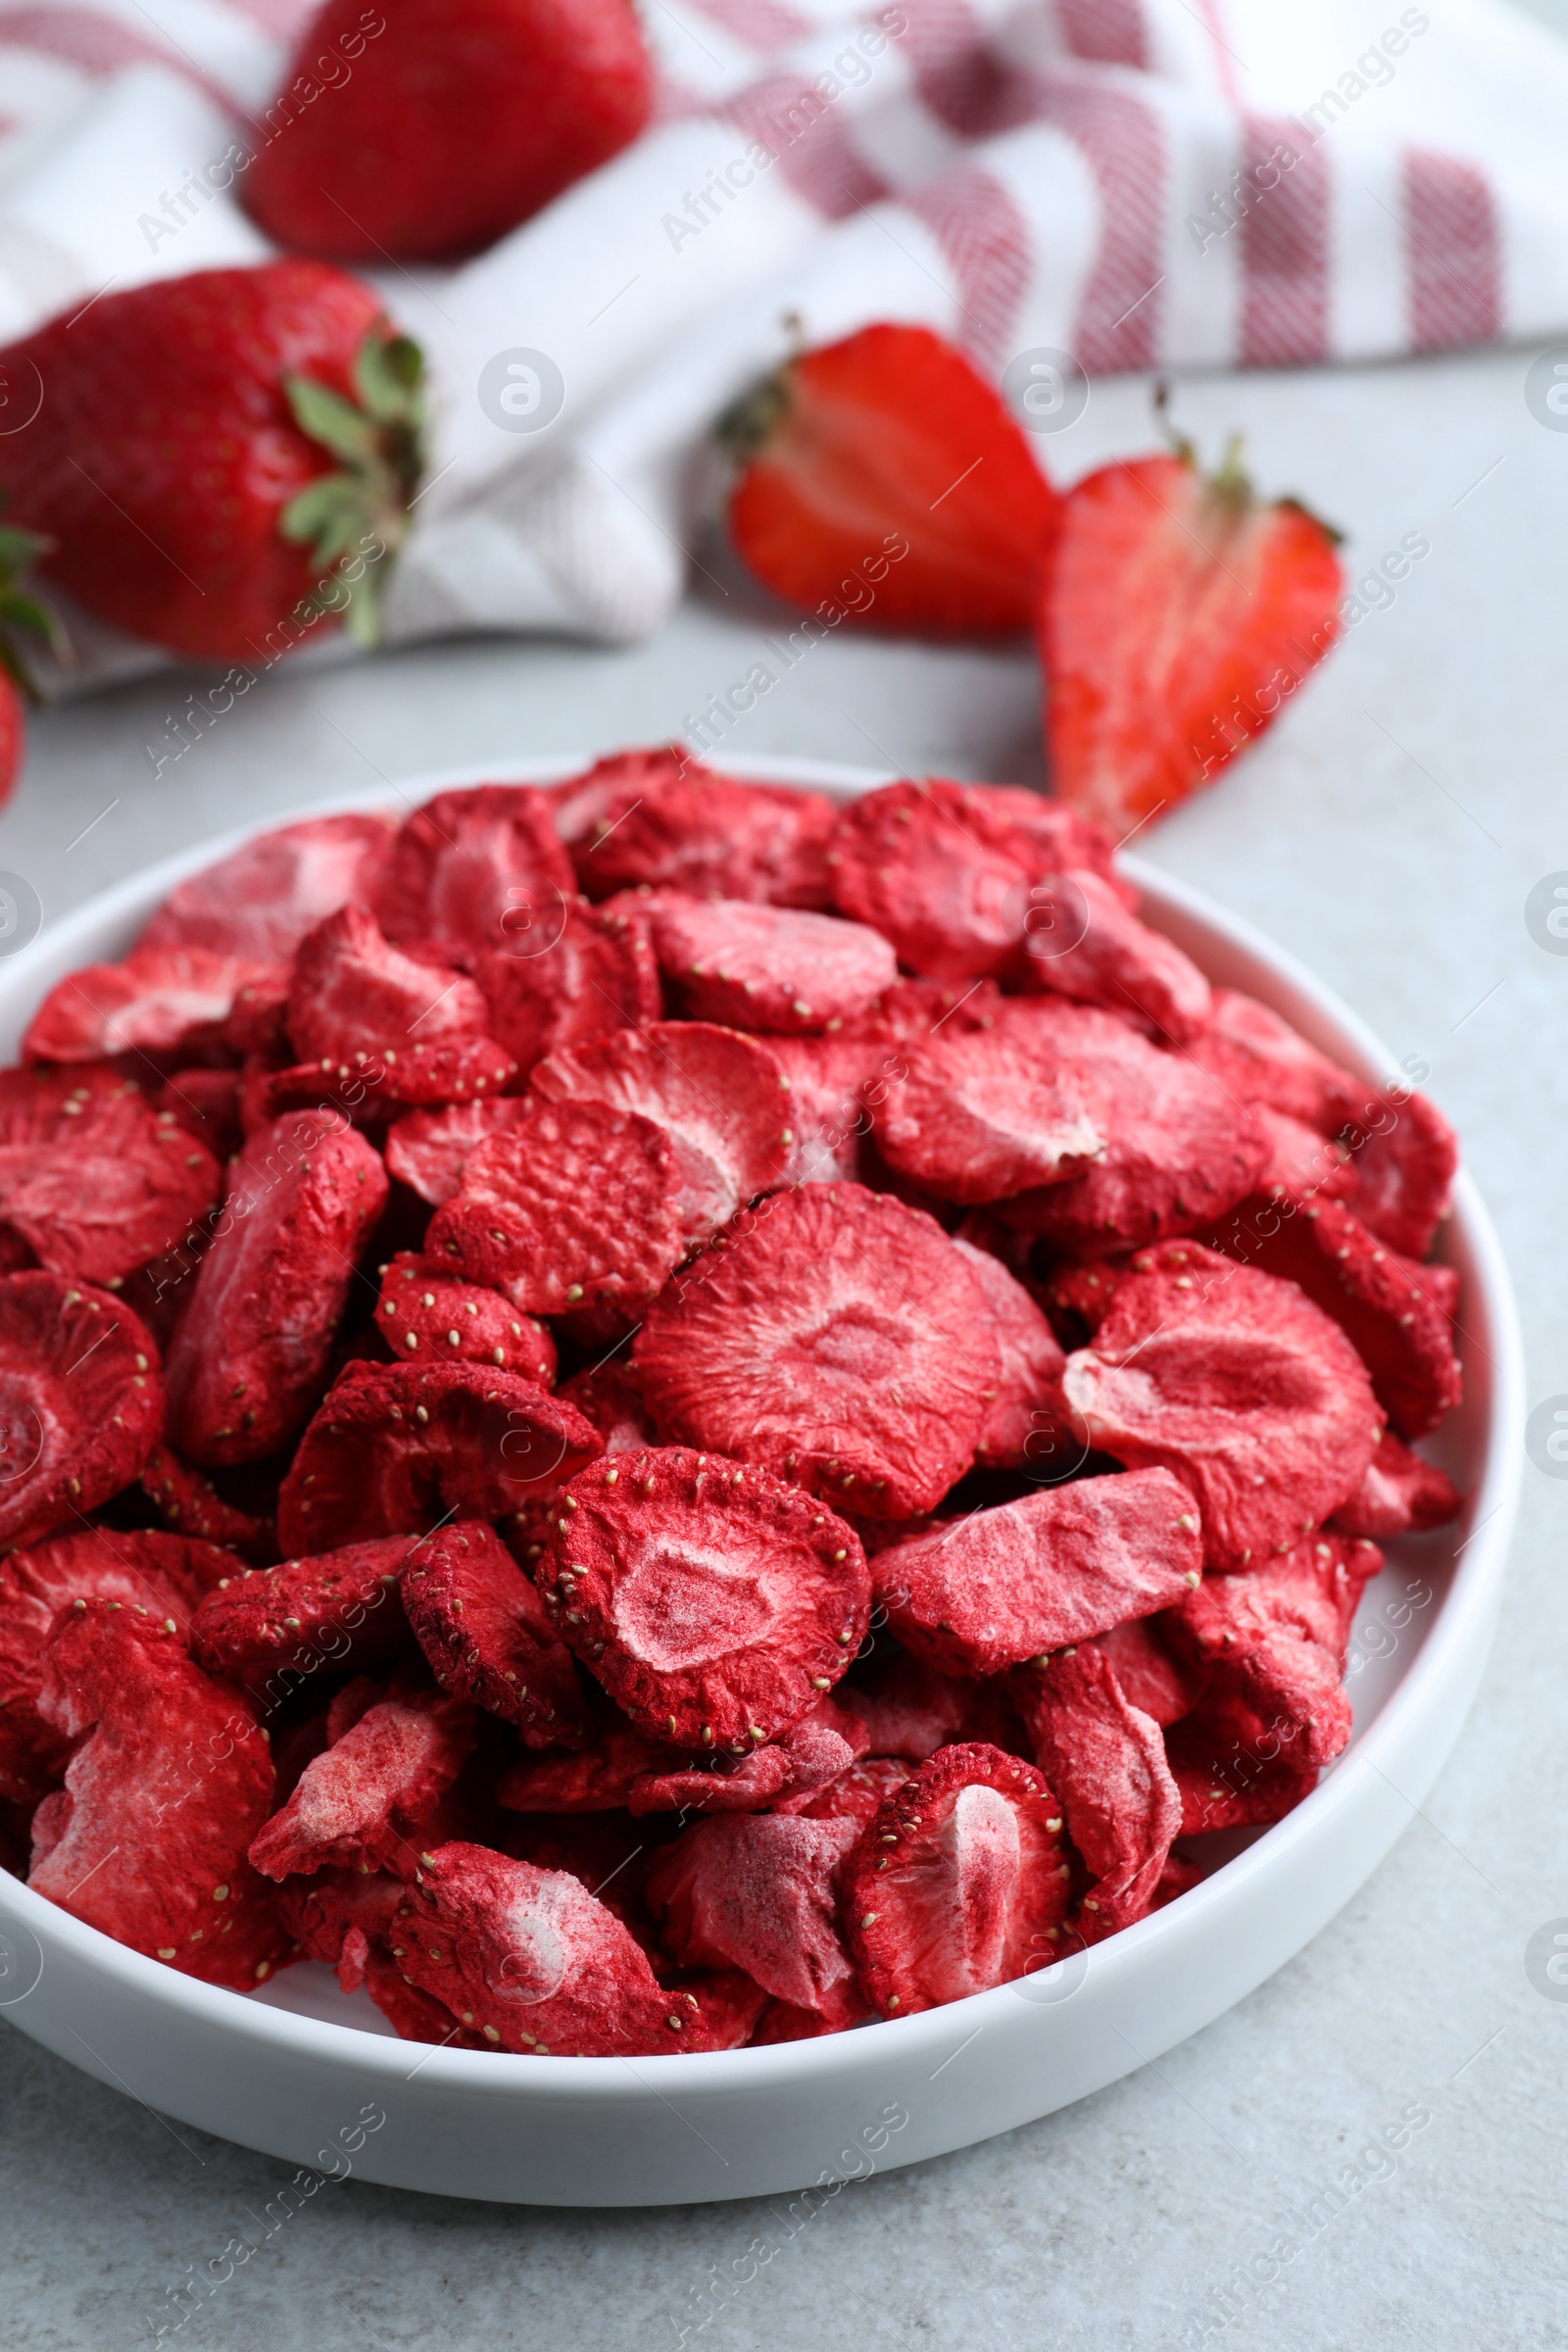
2 337 1567 2350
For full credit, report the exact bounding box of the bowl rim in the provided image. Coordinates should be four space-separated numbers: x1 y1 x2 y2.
0 752 1526 2103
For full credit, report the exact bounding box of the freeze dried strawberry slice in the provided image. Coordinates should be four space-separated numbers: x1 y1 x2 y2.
155 1069 243 1165
399 1519 591 1748
373 784 577 967
500 1812 662 1952
30 1599 278 1988
1328 1432 1461 1538
990 1002 1268 1250
472 898 660 1077
1186 987 1361 1133
764 1032 888 1186
647 1811 864 2017
1012 1645 1182 1939
1253 1106 1356 1204
831 1655 972 1761
530 1021 788 1245
0 1528 234 1801
272 1863 405 1981
627 1696 869 1815
536 1448 870 1748
249 1686 475 1878
873 1469 1201 1678
141 814 395 963
1165 1533 1383 1773
374 1251 557 1383
840 1743 1070 2014
557 1358 656 1455
1164 1680 1322 1835
23 946 284 1066
189 1536 414 1685
138 1443 269 1552
497 1728 670 1813
633 1184 996 1517
383 1098 529 1206
425 1099 682 1314
165 1110 388 1466
1061 1252 1383 1571
286 905 516 1107
1339 1086 1457 1260
873 1026 1106 1204
1204 1196 1461 1440
950 1239 1068 1470
1091 1615 1205 1728
784 1753 913 1824
645 898 897 1035
0 1066 221 1289
825 779 1120 985
276 1360 603 1553
0 1273 164 1547
564 752 837 909
393 1840 729 2055
1016 868 1212 1045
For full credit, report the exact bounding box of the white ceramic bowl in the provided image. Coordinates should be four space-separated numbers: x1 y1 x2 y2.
0 758 1523 2207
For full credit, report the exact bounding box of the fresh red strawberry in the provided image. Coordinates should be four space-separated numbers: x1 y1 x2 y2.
0 501 62 808
0 264 426 662
1041 413 1344 831
242 0 653 263
723 324 1062 637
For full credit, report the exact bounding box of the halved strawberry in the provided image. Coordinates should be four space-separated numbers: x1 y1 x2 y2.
1041 416 1344 831
724 325 1062 638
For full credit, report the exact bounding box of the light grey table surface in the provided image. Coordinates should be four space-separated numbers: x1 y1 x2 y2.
5 314 1568 2350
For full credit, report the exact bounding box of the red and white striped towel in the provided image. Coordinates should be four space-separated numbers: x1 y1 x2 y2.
3 0 1566 663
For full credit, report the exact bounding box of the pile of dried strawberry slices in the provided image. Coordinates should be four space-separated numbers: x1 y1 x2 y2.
0 750 1465 2056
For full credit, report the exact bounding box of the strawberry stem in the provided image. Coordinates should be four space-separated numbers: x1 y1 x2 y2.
0 500 68 703
279 327 428 649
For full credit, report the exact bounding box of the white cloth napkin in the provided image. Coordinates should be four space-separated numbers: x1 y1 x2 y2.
3 0 1567 674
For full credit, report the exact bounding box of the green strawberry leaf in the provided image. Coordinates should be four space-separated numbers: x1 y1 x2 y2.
0 496 67 701
281 327 429 648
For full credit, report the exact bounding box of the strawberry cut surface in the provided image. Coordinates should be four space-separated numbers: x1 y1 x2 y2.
726 324 1061 637
840 1743 1071 2015
648 1811 864 2018
383 1098 530 1206
872 1468 1202 1678
991 1002 1271 1251
1012 1644 1182 1939
286 905 516 1106
30 1600 281 1989
873 1026 1107 1204
0 1272 165 1547
1041 441 1344 832
141 815 395 965
534 1448 870 1749
950 1238 1068 1470
249 1685 475 1879
372 784 578 967
530 1020 788 1245
633 1183 997 1518
164 1109 388 1466
23 946 284 1067
644 897 897 1034
1061 1245 1384 1571
1328 1432 1461 1538
0 1066 221 1289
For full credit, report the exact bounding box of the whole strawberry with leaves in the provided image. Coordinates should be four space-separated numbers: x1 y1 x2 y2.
0 504 63 807
0 263 426 663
